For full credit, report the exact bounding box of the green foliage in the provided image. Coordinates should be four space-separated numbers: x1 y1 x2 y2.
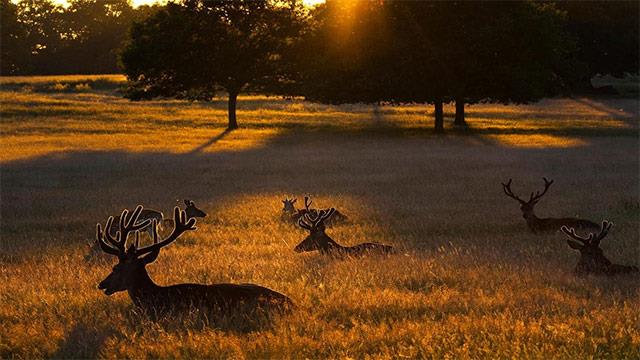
121 0 307 129
2 0 158 75
296 1 576 131
0 0 30 75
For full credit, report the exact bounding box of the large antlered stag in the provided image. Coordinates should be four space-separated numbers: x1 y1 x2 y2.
294 207 393 256
502 178 599 234
561 221 638 276
95 205 293 316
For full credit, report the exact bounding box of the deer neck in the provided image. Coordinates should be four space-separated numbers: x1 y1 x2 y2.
576 254 612 275
127 266 161 308
317 232 344 253
524 209 541 227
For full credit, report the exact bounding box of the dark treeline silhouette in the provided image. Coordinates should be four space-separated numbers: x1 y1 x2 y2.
2 0 638 131
121 0 306 130
554 1 639 92
0 0 160 75
294 1 638 131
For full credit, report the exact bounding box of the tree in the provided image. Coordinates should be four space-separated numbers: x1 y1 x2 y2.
14 0 65 74
385 1 575 129
55 0 137 74
296 1 574 132
292 1 394 104
4 0 157 75
1 0 30 75
121 0 306 130
554 1 639 91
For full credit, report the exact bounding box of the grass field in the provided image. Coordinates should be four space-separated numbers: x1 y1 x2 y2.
1 75 639 358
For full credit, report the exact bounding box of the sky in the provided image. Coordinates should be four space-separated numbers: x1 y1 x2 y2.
48 0 325 8
48 0 166 7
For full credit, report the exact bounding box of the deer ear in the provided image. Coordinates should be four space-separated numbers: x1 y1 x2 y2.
567 240 583 250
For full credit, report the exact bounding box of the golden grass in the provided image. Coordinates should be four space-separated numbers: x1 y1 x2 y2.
1 76 639 358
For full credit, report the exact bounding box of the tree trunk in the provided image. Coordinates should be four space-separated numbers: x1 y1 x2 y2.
227 91 239 130
434 99 444 133
454 98 467 127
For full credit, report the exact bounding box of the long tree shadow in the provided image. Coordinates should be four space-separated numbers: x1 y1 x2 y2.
1 100 638 255
187 128 234 154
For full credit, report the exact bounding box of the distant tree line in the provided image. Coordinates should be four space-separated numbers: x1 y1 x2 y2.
2 0 638 131
1 0 159 75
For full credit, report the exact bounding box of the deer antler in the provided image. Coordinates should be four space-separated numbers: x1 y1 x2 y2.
133 207 197 257
501 179 526 204
562 220 612 246
96 206 151 258
298 208 335 230
561 225 594 244
529 177 554 203
304 196 312 211
592 220 613 245
297 216 313 231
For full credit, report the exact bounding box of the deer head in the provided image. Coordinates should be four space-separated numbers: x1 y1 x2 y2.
294 207 335 252
561 221 628 276
502 178 554 220
281 197 297 213
183 199 207 219
96 205 197 295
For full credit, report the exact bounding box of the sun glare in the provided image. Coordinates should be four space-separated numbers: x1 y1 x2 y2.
46 0 167 8
302 0 325 7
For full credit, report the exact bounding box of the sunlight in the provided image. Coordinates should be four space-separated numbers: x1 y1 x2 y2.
302 0 325 7
485 134 587 148
46 0 166 8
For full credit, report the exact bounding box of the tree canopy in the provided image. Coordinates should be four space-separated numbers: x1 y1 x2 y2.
3 0 635 133
295 1 575 132
555 1 639 91
1 0 156 75
121 0 306 130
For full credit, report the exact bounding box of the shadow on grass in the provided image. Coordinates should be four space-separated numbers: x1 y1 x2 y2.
1 97 638 256
51 318 115 359
188 128 234 154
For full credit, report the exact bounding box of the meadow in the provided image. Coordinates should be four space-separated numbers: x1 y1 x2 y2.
0 75 638 358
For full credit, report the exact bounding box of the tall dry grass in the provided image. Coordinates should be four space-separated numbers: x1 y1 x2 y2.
1 76 638 358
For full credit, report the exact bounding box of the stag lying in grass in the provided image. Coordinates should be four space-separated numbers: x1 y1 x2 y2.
502 178 599 234
95 205 293 316
561 221 639 276
281 196 347 225
294 207 393 256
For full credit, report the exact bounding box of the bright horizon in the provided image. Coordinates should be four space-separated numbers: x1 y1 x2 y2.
46 0 324 8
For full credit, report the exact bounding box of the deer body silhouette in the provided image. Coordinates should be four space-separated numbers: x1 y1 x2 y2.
96 206 293 315
561 221 639 276
294 208 393 256
502 178 599 234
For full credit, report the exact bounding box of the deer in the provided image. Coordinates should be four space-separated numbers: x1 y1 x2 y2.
95 205 293 315
86 200 208 261
502 178 599 234
561 221 639 276
294 207 393 256
281 196 347 225
107 199 207 237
